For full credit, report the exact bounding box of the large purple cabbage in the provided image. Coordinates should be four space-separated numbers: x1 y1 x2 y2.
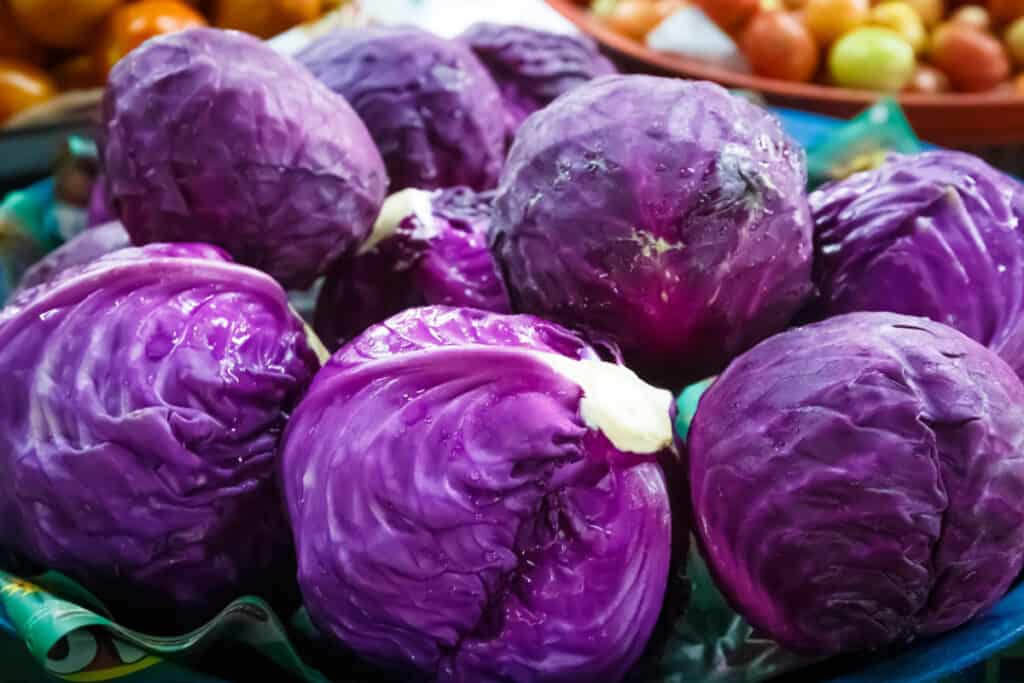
281 306 677 682
689 312 1024 655
86 178 116 228
490 75 813 389
459 23 617 139
314 187 511 350
0 243 320 630
100 28 388 289
13 221 130 297
810 150 1024 376
296 26 506 193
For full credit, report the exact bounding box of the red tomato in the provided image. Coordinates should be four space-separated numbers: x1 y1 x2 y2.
95 1 207 79
0 57 57 123
990 0 1024 24
931 22 1011 91
951 5 992 31
211 0 320 39
9 0 122 50
695 0 760 29
741 11 820 81
903 63 953 92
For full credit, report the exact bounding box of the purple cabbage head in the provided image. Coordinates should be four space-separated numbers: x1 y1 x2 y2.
86 177 116 228
99 27 388 289
460 22 617 139
314 186 511 350
810 150 1024 376
297 26 506 193
689 312 1024 655
12 221 131 298
490 75 814 389
281 306 677 682
0 243 321 630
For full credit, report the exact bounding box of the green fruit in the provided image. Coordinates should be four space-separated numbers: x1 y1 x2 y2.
829 27 916 92
1006 18 1024 67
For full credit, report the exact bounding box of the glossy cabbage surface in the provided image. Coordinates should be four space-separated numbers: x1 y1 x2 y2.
297 26 505 192
689 312 1024 655
100 27 388 289
282 306 675 682
0 243 320 629
491 75 813 389
459 22 616 139
314 187 511 350
810 151 1024 376
13 221 130 298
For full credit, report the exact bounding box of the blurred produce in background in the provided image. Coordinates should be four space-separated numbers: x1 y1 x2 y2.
0 0 346 124
588 0 1024 95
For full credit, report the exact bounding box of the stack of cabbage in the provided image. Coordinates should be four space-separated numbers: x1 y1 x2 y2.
2 20 1024 683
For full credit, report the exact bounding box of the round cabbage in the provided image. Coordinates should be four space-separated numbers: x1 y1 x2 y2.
490 75 813 389
0 243 320 630
689 312 1024 655
281 306 677 682
100 27 388 289
314 187 511 350
810 150 1024 376
459 23 617 139
13 221 130 298
87 177 116 228
297 26 506 193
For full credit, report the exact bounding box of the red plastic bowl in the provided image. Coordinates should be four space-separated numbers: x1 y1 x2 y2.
547 0 1024 147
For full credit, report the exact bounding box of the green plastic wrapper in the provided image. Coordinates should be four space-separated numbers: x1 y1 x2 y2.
804 97 924 188
0 558 814 683
0 569 327 682
0 179 63 306
0 135 99 305
675 377 714 442
631 550 816 683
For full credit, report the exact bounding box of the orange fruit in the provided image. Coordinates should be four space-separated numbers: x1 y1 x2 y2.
695 0 760 30
0 57 58 124
95 0 207 79
210 0 320 39
803 0 871 44
9 0 122 50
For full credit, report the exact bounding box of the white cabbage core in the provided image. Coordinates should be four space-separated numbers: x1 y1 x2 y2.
539 354 675 454
303 322 331 365
360 188 435 254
